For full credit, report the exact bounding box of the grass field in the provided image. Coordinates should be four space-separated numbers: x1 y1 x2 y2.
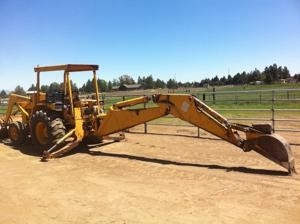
101 84 300 129
102 83 300 109
0 105 6 115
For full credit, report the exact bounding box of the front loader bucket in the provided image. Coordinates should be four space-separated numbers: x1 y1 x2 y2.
245 134 296 174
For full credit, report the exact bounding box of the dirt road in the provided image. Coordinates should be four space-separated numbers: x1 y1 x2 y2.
0 125 300 224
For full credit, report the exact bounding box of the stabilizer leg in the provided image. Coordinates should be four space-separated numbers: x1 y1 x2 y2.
41 129 81 161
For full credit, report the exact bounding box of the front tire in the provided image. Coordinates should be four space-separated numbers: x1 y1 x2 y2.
0 119 8 138
8 121 27 145
30 111 66 151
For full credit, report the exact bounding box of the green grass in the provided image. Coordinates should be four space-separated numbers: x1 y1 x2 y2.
102 84 300 110
0 105 6 116
193 83 300 92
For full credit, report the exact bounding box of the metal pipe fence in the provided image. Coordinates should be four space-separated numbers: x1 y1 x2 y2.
105 89 300 138
1 88 300 137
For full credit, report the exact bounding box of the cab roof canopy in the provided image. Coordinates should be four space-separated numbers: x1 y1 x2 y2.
34 64 99 72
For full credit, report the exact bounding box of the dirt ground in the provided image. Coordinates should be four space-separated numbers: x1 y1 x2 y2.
0 125 300 224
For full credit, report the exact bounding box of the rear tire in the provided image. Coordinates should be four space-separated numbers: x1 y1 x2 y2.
30 111 66 151
8 121 27 146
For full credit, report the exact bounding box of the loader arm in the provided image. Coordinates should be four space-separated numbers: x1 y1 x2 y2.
2 93 32 123
0 93 33 138
97 94 295 174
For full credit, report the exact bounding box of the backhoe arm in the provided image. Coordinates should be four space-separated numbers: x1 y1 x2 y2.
152 94 242 146
97 96 170 136
98 94 295 174
154 94 295 174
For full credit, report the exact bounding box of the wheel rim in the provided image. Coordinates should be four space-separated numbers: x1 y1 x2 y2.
35 121 48 145
9 125 18 141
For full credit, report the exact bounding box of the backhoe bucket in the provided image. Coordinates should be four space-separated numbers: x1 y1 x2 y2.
245 134 296 174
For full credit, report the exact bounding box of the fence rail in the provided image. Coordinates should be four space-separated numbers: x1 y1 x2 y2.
111 88 300 137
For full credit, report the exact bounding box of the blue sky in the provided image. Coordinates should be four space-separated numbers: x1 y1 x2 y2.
0 0 299 91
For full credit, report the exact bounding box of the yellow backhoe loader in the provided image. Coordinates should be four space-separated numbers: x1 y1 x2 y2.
0 64 296 174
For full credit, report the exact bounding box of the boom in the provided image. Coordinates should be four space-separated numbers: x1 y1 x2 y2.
96 94 295 174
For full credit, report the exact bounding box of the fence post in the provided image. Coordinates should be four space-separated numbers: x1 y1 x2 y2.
197 127 200 138
143 95 148 134
259 92 262 104
271 90 275 133
213 87 216 104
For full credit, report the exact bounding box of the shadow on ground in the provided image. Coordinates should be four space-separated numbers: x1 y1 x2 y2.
2 139 41 157
77 143 289 177
1 138 289 177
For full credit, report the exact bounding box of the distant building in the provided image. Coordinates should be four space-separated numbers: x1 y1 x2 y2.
26 90 37 95
112 84 142 91
285 77 297 83
0 98 8 105
112 86 119 91
279 79 286 84
203 83 210 89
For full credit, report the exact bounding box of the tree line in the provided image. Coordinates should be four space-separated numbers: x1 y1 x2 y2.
1 63 299 97
80 63 297 92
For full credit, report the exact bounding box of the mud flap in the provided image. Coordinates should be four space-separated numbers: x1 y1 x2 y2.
244 134 296 175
